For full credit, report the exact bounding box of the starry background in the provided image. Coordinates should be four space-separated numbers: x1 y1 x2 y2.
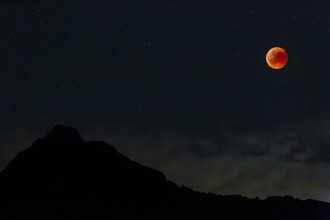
1 0 330 201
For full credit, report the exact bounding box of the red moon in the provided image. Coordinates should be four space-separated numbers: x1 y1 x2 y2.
266 47 288 69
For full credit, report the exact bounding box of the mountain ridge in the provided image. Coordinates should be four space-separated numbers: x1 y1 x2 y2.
0 125 329 219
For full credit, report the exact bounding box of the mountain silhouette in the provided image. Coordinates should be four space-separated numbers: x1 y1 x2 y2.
1 125 330 219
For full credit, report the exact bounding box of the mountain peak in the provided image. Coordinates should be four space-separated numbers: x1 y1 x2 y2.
44 125 83 144
1 125 330 219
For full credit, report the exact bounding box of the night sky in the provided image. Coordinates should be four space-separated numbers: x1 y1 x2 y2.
1 0 330 201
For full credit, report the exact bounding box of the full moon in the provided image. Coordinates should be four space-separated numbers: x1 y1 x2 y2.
266 47 288 69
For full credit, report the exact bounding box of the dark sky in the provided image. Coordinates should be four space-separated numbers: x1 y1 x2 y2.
1 0 330 202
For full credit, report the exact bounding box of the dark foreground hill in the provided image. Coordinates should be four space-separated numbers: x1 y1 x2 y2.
1 125 330 219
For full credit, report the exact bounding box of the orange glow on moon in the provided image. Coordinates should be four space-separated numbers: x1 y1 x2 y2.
266 47 288 70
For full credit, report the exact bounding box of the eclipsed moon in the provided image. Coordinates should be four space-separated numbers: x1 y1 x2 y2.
266 47 288 70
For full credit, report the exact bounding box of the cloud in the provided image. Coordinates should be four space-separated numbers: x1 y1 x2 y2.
162 154 330 202
230 119 330 163
84 121 330 202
